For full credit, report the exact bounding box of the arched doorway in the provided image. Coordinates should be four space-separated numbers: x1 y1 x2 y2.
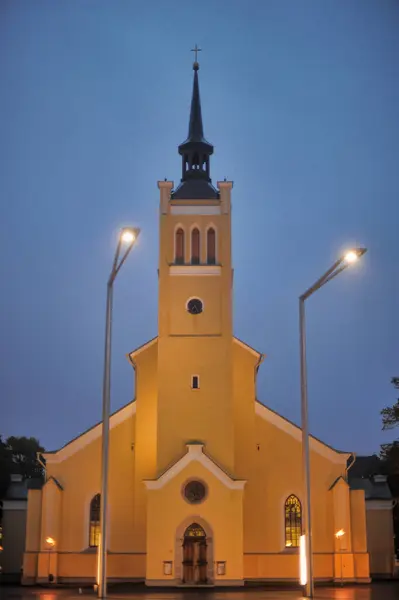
182 523 208 584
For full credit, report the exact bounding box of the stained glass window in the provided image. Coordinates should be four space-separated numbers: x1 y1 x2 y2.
285 494 302 548
184 523 206 538
89 494 101 548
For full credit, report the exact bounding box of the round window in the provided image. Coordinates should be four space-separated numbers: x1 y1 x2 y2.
183 480 207 504
187 298 203 315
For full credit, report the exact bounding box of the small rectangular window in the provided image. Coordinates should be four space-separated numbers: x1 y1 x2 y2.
191 375 199 389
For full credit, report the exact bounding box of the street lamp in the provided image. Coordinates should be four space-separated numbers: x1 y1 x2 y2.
299 247 367 598
98 227 140 599
335 529 345 586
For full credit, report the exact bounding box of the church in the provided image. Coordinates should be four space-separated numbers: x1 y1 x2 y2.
22 59 370 587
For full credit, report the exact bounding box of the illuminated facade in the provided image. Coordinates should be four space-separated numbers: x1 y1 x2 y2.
23 61 370 586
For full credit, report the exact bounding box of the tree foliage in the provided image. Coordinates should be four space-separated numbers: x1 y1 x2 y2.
380 377 399 474
0 435 45 500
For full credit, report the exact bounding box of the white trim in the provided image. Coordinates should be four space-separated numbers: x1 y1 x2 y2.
44 402 136 464
170 265 221 276
366 500 394 510
255 402 349 464
170 206 221 215
144 444 246 490
2 500 27 510
233 337 262 358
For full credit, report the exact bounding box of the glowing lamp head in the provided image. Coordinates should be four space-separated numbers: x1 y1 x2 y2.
335 529 345 539
45 536 56 547
345 251 358 264
121 229 135 244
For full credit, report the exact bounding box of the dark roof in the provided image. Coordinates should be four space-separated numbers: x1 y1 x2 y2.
348 455 393 501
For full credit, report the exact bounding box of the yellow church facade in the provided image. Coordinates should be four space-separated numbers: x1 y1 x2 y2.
23 61 370 587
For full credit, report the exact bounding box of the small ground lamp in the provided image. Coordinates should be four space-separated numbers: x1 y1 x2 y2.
45 536 56 583
335 529 345 586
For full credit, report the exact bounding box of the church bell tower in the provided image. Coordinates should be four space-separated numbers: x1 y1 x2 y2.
156 55 235 473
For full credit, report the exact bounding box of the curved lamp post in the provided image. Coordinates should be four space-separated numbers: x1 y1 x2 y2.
98 227 140 599
300 247 367 598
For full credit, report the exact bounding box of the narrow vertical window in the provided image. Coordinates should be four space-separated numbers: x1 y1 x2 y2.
89 494 101 548
191 375 199 389
285 495 302 548
191 228 200 265
175 228 185 264
207 228 216 265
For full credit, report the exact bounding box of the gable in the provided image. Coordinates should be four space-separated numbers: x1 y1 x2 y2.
144 443 246 490
43 401 136 464
255 400 349 464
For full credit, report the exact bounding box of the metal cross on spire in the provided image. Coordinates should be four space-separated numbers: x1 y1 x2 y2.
191 44 202 63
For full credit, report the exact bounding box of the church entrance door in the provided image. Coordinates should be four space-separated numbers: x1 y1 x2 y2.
182 523 207 584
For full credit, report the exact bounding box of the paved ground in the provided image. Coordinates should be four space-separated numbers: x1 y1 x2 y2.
1 583 399 600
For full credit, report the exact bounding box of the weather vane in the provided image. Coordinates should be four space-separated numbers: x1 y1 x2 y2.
191 44 202 64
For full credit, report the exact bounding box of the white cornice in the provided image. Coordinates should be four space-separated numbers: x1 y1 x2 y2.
255 402 349 464
44 402 136 464
169 265 221 276
144 444 246 490
170 206 221 215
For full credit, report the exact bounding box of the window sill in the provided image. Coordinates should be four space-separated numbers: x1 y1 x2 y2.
83 547 98 554
283 547 300 554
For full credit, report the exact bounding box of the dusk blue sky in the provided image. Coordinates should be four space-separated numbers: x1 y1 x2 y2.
1 1 398 455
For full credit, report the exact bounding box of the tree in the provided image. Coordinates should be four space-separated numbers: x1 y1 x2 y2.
0 436 11 500
380 377 399 473
6 436 45 480
380 377 399 558
0 436 45 500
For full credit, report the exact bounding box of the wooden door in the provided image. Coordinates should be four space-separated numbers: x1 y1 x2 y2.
182 539 194 583
198 540 208 583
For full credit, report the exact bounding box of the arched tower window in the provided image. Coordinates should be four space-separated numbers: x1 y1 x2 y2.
175 228 185 264
207 228 216 264
89 494 101 548
285 495 302 548
191 228 200 265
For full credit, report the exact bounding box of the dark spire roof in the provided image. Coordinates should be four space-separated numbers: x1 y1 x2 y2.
172 60 219 200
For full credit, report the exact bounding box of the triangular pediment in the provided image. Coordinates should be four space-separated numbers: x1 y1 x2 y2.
144 444 246 490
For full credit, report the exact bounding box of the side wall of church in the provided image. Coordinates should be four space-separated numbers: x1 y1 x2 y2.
23 412 145 583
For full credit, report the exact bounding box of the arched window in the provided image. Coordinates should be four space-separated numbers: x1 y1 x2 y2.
175 228 185 264
89 494 101 548
191 228 200 264
285 495 302 548
207 228 216 264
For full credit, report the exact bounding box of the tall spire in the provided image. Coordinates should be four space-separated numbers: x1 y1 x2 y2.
172 50 219 200
187 64 204 142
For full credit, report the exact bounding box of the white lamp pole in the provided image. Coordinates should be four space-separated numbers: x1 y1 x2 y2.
300 248 367 598
98 227 140 599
